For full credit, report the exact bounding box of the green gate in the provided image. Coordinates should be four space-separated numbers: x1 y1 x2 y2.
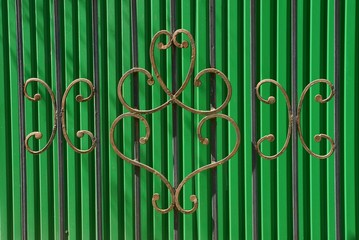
0 0 358 239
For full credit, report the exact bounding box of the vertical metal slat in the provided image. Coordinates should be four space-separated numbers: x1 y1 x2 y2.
250 0 258 239
15 0 27 238
209 0 217 239
130 0 141 239
170 0 179 239
54 0 65 239
92 0 103 239
334 0 341 238
291 0 298 238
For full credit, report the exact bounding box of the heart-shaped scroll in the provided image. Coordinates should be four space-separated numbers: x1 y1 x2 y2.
117 29 233 115
110 29 240 214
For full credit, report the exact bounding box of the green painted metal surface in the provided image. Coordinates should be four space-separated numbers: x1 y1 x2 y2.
0 0 357 239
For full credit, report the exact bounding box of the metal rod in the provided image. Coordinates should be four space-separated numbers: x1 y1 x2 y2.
291 0 298 238
334 0 341 238
130 0 141 239
91 0 102 239
250 0 258 239
170 0 179 239
15 0 27 238
54 0 65 238
209 0 217 239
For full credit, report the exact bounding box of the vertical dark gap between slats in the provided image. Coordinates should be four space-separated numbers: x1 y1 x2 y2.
291 0 298 239
15 0 27 238
91 0 102 239
54 0 65 239
209 0 217 239
334 0 341 238
130 0 141 239
250 0 258 239
170 0 179 239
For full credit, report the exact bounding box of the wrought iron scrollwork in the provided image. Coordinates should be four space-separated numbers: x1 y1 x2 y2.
297 79 335 159
110 112 176 214
174 114 240 214
255 79 292 160
61 78 96 154
111 29 240 214
24 78 97 155
24 78 57 154
117 29 233 115
256 78 335 160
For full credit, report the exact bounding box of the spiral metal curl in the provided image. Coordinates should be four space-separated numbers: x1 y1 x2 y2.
61 78 96 154
297 79 335 159
24 78 57 154
109 113 175 214
255 79 292 160
174 114 240 214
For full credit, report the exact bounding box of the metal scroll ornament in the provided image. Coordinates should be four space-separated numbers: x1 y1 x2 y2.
61 78 96 154
255 79 292 160
297 79 335 159
110 29 240 214
24 78 57 154
24 78 96 154
256 78 335 160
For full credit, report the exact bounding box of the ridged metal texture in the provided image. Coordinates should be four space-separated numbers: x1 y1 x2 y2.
0 0 357 239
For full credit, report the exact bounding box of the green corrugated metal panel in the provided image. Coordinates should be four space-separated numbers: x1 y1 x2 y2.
0 0 357 239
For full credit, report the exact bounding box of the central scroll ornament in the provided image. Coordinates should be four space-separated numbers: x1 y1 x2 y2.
256 79 335 160
110 29 240 214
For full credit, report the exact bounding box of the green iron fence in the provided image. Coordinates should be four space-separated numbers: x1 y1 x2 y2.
0 0 358 239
